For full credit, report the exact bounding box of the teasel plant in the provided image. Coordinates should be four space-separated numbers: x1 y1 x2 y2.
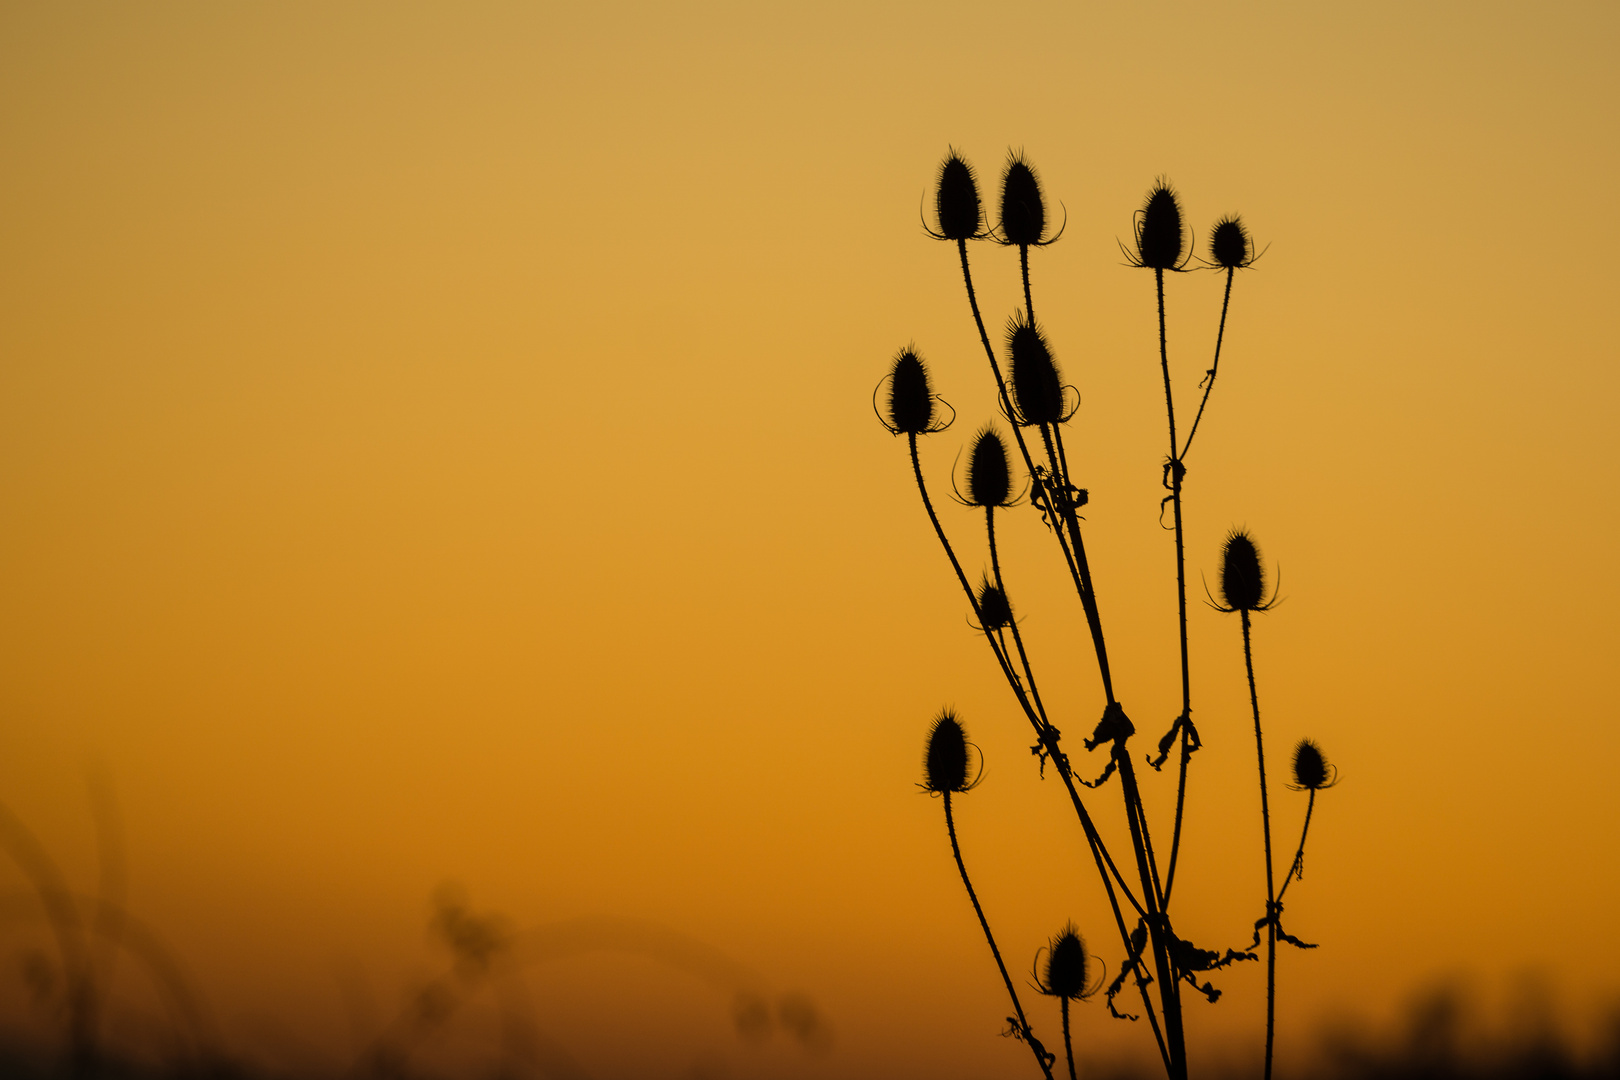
1125 178 1261 913
881 148 1335 1079
1213 530 1333 1080
1032 924 1103 1080
919 711 1057 1080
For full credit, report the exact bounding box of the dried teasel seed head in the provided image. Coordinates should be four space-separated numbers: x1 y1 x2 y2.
1292 739 1331 791
1042 925 1092 1000
976 578 1013 630
886 347 934 434
1209 214 1253 269
1136 179 1186 270
935 150 984 242
922 710 973 794
999 152 1047 247
964 425 1012 508
1219 529 1266 612
1006 316 1064 427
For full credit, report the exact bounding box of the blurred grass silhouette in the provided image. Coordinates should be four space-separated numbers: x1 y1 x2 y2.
0 789 832 1079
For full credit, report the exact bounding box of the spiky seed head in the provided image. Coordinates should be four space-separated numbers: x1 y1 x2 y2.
935 150 983 242
923 710 972 794
1292 739 1330 791
999 152 1047 247
965 426 1012 508
1136 180 1185 270
976 579 1013 630
1210 215 1252 269
886 347 934 434
1042 925 1091 1000
1219 529 1266 612
1007 316 1064 426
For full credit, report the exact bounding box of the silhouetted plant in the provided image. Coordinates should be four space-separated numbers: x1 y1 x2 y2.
920 712 1056 1080
880 148 1341 1079
1034 924 1103 1080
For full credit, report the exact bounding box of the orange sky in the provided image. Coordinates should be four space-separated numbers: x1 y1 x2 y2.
2 3 1618 1077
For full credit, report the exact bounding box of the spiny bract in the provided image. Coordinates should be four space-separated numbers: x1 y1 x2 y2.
1007 316 1064 427
886 347 934 434
1292 739 1331 791
1042 924 1093 1000
965 426 1013 508
1219 529 1266 612
935 150 984 242
923 711 973 794
1136 180 1186 270
976 579 1013 630
999 152 1047 247
1210 214 1253 270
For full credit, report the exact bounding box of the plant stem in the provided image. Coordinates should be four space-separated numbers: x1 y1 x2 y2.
951 238 1175 1077
957 240 1042 505
1179 267 1234 461
987 508 1049 726
1241 611 1278 1080
1115 750 1186 1080
1041 425 1115 704
1061 998 1077 1080
1155 265 1194 910
1277 790 1316 905
943 792 1055 1080
1021 244 1035 324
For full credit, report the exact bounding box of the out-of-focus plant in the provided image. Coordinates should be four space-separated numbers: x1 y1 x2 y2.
884 149 1337 1080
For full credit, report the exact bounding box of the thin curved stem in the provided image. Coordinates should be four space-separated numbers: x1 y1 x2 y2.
988 508 1050 727
1155 268 1178 451
944 792 1055 1080
1276 789 1317 906
1242 612 1278 1080
1179 267 1234 461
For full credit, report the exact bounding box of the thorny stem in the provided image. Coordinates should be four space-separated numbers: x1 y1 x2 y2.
1061 998 1077 1080
1276 790 1316 905
1040 424 1116 704
1115 750 1186 1080
943 792 1056 1080
1155 269 1179 452
1242 611 1278 1080
1021 244 1035 324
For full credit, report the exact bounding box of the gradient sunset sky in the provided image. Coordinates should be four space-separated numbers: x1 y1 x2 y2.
2 3 1618 1077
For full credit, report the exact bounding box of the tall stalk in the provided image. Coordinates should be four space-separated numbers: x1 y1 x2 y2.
1241 610 1277 1080
944 791 1055 1080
